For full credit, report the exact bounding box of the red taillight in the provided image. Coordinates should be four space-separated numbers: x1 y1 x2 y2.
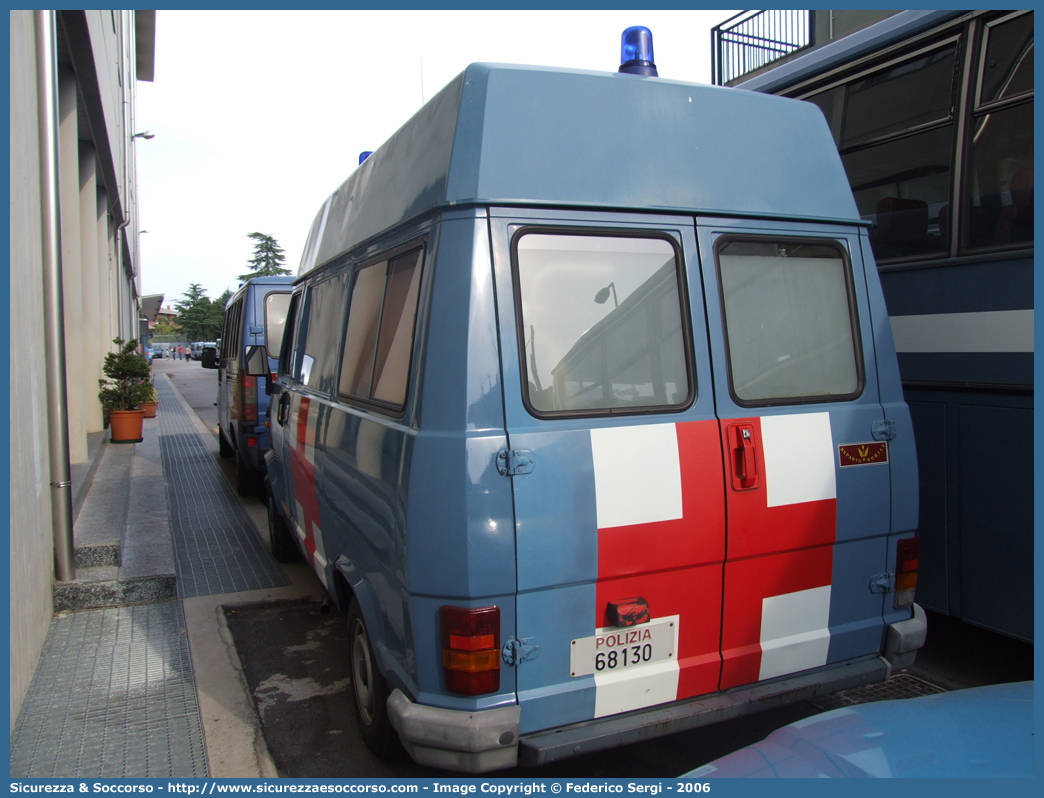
240 373 257 421
246 436 258 447
894 537 919 608
440 606 500 695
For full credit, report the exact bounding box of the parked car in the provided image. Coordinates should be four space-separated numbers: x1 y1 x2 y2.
202 277 293 494
681 681 1034 778
260 49 924 774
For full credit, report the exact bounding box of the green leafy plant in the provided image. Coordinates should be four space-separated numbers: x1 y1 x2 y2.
140 381 158 404
98 338 152 411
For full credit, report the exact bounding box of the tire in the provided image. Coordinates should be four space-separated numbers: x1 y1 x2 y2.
347 599 396 759
235 448 259 496
267 490 301 563
218 429 234 459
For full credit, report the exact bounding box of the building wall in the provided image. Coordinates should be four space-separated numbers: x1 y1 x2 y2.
8 9 59 729
8 9 150 727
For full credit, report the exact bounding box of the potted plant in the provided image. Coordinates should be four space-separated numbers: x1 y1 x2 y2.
139 381 158 418
98 338 151 443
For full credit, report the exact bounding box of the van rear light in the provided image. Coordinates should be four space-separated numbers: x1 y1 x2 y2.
894 537 919 609
440 605 500 695
240 373 257 421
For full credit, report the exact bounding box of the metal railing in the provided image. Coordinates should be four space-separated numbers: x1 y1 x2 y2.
711 10 813 85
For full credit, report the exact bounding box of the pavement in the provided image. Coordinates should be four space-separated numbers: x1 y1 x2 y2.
10 366 325 778
10 360 1034 779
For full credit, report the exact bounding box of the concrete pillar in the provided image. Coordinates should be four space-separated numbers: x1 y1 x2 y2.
79 144 103 433
58 67 87 464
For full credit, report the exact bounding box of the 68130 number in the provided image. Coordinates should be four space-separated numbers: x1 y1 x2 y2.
595 643 653 671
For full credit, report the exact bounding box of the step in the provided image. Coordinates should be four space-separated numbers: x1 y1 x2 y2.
53 566 177 612
73 542 121 569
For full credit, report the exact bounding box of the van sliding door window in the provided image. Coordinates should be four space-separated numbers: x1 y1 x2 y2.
716 239 862 405
514 232 692 416
296 273 349 393
339 246 424 412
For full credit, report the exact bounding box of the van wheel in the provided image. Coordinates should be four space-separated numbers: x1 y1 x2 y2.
348 599 396 759
267 491 300 563
235 450 258 496
218 430 233 459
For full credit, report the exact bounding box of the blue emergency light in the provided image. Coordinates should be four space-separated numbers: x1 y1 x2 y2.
359 151 373 164
618 26 658 77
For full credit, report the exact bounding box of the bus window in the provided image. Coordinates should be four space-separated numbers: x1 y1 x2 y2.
966 12 1034 250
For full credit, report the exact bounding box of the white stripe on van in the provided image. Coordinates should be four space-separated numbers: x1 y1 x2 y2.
593 615 680 718
590 424 683 529
890 309 1033 353
760 413 836 508
758 585 832 681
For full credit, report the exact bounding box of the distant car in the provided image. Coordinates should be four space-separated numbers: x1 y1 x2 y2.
680 681 1033 779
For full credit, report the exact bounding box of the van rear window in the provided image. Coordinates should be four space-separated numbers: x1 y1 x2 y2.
265 292 292 360
716 239 862 405
514 232 692 416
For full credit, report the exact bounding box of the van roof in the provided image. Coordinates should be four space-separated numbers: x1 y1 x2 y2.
299 63 860 276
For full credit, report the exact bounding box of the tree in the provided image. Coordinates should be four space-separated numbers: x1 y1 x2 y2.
174 284 223 341
239 232 291 280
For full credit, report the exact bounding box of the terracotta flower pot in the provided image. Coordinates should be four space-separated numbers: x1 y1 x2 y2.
109 409 145 443
140 400 158 419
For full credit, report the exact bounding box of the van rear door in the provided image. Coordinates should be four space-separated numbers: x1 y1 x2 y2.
695 218 891 690
489 211 726 735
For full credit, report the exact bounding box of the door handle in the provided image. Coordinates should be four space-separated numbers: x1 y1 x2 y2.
728 423 760 491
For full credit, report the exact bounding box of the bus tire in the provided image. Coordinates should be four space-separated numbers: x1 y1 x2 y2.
348 599 396 759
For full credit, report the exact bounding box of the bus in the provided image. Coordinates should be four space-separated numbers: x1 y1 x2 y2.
713 9 1033 641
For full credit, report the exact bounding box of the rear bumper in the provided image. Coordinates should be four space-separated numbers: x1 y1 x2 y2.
390 608 927 773
883 603 928 672
519 656 890 767
387 689 521 774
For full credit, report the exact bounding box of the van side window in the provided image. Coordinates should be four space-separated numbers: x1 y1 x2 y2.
716 239 862 404
280 291 302 379
296 274 349 394
265 292 292 360
339 246 424 410
514 232 692 416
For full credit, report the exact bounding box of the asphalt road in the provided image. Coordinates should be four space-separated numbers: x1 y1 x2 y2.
158 357 1034 778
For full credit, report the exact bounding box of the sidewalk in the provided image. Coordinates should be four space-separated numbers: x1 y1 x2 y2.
10 373 324 778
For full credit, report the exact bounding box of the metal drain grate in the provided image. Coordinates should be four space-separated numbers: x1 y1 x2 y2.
811 673 946 712
10 603 208 778
156 377 287 597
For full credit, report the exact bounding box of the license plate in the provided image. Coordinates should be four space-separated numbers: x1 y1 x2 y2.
570 617 676 677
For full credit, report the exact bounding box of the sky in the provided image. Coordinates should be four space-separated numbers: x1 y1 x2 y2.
135 10 739 308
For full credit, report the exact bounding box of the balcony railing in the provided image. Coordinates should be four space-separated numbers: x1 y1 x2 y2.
711 10 813 85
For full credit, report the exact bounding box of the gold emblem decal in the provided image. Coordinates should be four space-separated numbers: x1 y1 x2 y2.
838 442 889 467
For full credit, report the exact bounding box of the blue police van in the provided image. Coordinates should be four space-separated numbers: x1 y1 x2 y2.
203 275 294 494
256 33 926 772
